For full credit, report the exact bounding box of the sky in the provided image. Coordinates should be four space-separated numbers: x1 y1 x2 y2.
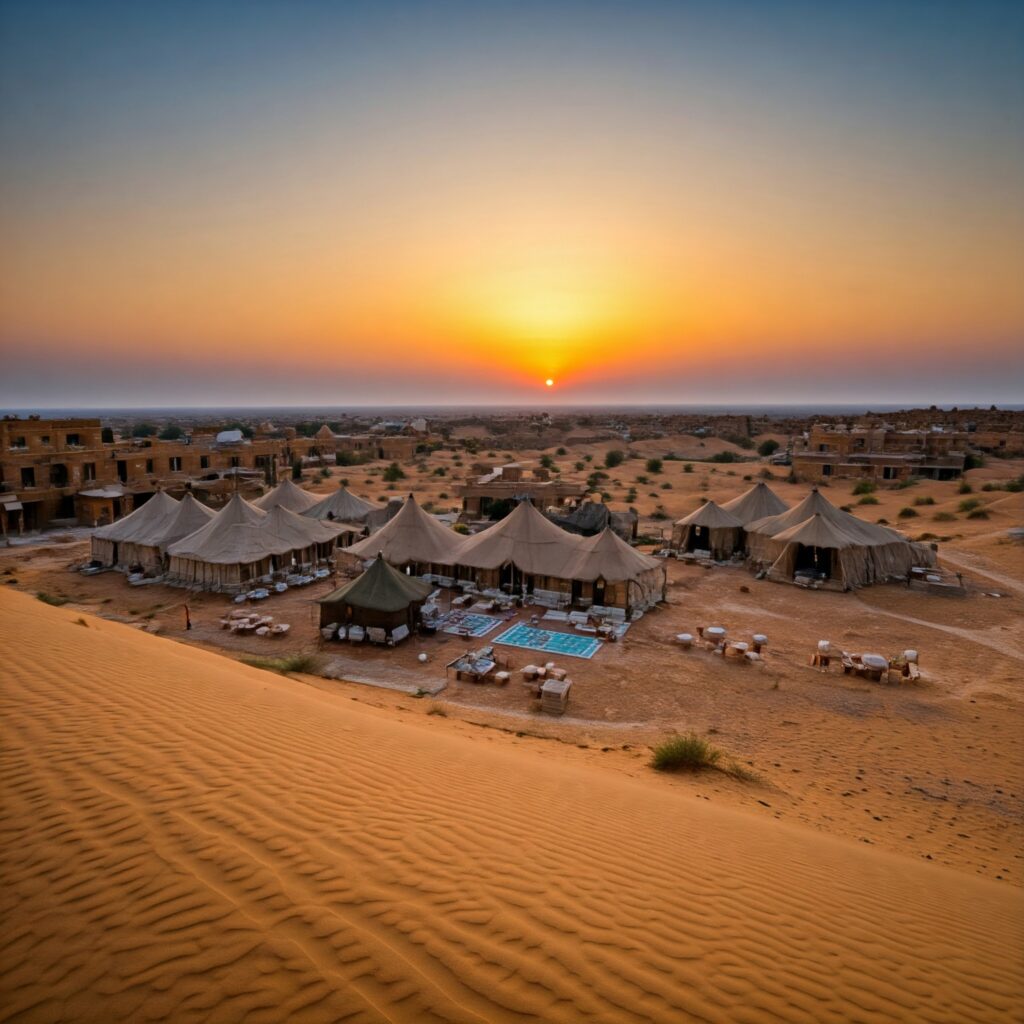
1 0 1022 408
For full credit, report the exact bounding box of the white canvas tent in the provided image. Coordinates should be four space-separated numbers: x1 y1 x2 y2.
303 485 376 524
671 500 744 558
254 478 320 513
746 488 936 589
157 493 216 554
90 491 180 571
344 494 463 571
564 527 666 612
720 481 789 525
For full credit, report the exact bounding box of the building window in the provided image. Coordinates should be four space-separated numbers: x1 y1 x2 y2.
21 467 35 487
145 459 154 473
817 443 829 452
822 464 833 477
66 433 80 446
83 462 96 481
230 456 241 468
169 456 182 472
200 455 210 469
40 435 50 444
12 436 27 449
882 466 896 480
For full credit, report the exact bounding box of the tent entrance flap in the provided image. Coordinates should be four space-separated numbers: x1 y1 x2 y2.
794 544 834 578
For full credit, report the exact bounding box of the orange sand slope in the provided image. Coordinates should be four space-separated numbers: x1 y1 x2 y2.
1 589 1021 1024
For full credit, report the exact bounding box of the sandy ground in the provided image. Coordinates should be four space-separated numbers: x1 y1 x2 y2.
2 587 1022 1024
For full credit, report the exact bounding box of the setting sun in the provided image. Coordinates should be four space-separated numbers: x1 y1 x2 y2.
545 379 554 388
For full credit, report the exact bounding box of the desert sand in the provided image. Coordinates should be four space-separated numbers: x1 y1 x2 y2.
1 586 1022 1023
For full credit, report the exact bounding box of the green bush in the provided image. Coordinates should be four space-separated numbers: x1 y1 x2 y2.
651 733 722 771
241 654 320 675
857 495 880 505
556 447 567 456
964 453 986 470
913 496 935 506
683 463 694 473
958 481 972 494
36 592 69 607
707 451 741 463
605 449 624 468
757 439 780 457
896 475 921 489
966 508 990 520
932 511 956 522
646 457 663 473
898 507 918 518
958 498 981 512
852 480 876 495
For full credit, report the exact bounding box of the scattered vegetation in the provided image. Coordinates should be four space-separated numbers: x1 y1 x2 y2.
757 439 780 458
427 704 448 717
896 475 921 489
932 511 956 522
645 457 663 474
852 480 876 495
683 463 694 473
898 507 918 518
966 508 990 520
857 495 880 505
958 481 973 494
650 733 722 771
958 498 982 513
36 592 69 607
604 449 624 468
240 654 322 676
913 495 935 506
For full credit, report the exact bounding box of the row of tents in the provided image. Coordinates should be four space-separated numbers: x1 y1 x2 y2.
671 482 936 589
90 479 377 587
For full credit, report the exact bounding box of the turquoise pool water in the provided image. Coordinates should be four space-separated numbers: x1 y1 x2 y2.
443 613 502 638
493 624 602 660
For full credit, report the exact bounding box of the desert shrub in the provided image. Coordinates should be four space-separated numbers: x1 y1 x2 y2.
683 463 694 473
646 458 663 473
913 496 935 506
932 511 956 522
635 474 649 485
158 424 183 440
453 523 470 534
650 506 670 520
574 461 586 471
540 454 555 469
241 654 321 676
651 733 721 771
556 447 567 456
1005 475 1024 493
707 451 740 463
857 495 880 505
852 480 875 495
427 704 447 716
958 481 972 494
898 507 918 518
605 449 624 468
964 452 985 470
757 439 780 457
958 498 981 512
36 592 69 606
319 466 331 479
661 482 672 489
966 508 990 520
438 492 448 499
896 475 921 489
432 467 446 476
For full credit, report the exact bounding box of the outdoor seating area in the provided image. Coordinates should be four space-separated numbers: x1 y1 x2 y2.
495 623 602 660
675 625 768 663
220 609 291 636
446 646 501 683
519 662 574 714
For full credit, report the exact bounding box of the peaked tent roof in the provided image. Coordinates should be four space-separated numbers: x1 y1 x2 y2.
565 527 663 582
720 482 789 525
318 553 432 613
157 493 216 552
93 490 180 545
455 499 581 576
770 512 861 550
303 485 376 523
747 488 908 547
254 478 320 513
166 493 267 562
673 499 743 529
345 494 464 566
257 505 346 551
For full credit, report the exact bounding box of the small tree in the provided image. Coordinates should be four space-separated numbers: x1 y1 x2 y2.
383 462 405 482
131 422 158 438
605 449 624 468
757 439 780 458
539 454 555 470
646 457 663 474
159 424 183 441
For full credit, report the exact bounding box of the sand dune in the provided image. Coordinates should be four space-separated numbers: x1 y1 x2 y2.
1 589 1021 1023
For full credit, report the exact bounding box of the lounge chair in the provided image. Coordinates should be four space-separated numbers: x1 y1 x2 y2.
348 625 365 643
367 627 388 645
389 624 410 646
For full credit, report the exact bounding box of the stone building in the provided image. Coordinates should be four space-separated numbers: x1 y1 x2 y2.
458 463 587 518
791 423 968 483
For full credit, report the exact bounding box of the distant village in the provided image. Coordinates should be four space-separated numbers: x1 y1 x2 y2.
2 406 1021 536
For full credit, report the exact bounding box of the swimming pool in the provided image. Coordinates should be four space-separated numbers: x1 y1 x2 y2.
443 613 502 638
493 624 602 660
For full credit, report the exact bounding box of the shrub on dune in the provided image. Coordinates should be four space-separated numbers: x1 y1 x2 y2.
651 733 722 771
